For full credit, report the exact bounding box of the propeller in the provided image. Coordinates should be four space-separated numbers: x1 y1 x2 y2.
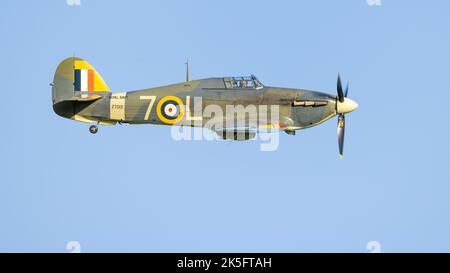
337 114 345 159
337 74 344 102
336 74 356 159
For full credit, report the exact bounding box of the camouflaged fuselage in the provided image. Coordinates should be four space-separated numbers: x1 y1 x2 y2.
64 78 338 130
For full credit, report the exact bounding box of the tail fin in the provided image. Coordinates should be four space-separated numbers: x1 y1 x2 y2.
52 57 109 103
52 57 110 118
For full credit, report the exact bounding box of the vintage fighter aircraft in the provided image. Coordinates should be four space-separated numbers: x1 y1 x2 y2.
52 57 358 157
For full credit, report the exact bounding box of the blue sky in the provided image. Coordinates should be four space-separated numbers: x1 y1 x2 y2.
0 0 449 252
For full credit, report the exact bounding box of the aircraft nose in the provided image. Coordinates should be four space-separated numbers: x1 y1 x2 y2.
336 98 358 114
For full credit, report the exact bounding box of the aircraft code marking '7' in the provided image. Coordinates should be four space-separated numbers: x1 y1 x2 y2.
139 96 157 120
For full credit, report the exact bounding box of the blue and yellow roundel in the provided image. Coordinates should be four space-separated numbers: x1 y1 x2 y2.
156 96 185 124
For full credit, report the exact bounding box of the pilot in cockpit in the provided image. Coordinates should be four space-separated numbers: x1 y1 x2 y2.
240 80 248 88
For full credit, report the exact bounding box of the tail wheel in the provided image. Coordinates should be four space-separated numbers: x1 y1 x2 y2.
89 125 98 134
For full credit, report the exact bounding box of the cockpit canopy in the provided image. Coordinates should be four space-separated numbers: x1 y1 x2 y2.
223 75 263 89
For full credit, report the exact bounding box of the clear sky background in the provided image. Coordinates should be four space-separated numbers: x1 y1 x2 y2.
0 0 449 252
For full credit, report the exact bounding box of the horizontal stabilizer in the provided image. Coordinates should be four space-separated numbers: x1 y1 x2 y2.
65 95 104 102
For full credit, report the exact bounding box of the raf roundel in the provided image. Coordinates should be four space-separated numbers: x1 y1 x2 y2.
156 96 185 124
